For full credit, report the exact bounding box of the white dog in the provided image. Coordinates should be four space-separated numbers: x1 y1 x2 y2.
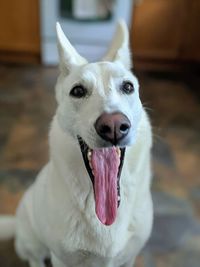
0 20 153 267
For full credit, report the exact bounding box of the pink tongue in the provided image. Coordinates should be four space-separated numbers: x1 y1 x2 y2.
91 147 120 226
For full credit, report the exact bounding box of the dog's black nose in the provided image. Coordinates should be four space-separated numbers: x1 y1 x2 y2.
95 112 131 145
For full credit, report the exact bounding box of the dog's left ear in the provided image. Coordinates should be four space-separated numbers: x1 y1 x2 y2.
56 23 87 74
103 20 132 69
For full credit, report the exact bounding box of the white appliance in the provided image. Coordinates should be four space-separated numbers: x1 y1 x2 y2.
40 0 134 65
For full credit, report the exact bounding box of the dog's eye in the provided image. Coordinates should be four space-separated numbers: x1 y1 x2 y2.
70 85 87 98
121 81 134 94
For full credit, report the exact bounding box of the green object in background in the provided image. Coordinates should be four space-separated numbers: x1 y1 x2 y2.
60 0 72 17
60 0 112 22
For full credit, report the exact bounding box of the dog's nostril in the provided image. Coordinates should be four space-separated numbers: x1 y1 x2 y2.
120 123 130 133
100 125 111 134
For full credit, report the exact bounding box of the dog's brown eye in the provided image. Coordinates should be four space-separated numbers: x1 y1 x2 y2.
70 85 87 98
121 81 134 94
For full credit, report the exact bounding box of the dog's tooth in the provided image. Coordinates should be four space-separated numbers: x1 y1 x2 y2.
118 196 121 201
87 150 92 159
89 161 93 169
116 147 121 157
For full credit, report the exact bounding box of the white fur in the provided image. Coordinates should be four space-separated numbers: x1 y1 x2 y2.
0 215 15 240
0 21 153 267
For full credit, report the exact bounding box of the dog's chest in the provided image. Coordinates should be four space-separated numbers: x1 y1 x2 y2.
56 196 135 260
61 218 133 258
57 239 136 267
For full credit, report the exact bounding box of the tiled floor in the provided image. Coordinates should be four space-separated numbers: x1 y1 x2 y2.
0 65 200 267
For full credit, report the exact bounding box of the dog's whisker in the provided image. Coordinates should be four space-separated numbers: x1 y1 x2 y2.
152 133 164 142
142 102 154 113
143 106 154 113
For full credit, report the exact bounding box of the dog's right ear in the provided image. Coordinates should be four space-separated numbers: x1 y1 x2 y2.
103 20 132 69
56 23 87 74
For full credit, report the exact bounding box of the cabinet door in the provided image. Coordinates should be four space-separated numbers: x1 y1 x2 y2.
131 0 186 60
181 0 200 61
0 0 40 63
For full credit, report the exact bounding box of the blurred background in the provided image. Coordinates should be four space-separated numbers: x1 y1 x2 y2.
0 0 200 267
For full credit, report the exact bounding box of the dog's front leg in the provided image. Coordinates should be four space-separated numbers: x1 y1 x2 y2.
51 254 66 267
29 259 45 267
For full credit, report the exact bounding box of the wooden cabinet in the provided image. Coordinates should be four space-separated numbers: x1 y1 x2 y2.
181 0 200 61
131 0 200 68
0 0 40 63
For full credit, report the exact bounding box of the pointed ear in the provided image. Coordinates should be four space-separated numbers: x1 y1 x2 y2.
103 20 132 69
56 22 87 73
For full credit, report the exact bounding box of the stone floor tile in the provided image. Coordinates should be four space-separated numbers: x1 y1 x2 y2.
153 250 200 267
0 240 28 267
152 191 193 216
1 115 49 170
147 213 200 252
135 255 145 267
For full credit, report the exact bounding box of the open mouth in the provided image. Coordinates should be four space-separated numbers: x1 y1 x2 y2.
78 136 125 226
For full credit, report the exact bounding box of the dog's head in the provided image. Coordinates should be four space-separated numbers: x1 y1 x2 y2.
55 21 143 226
